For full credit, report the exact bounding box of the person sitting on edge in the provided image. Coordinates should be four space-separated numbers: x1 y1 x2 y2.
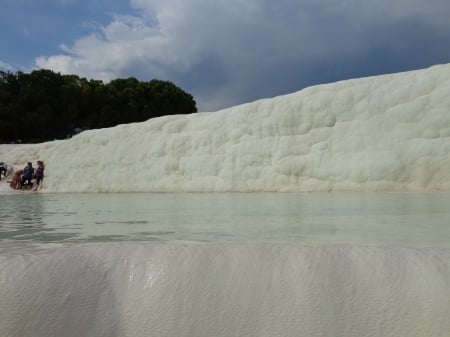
9 169 23 189
0 162 7 180
33 161 45 191
21 162 34 187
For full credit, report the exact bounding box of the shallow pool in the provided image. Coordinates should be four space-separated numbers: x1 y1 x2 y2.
1 193 449 245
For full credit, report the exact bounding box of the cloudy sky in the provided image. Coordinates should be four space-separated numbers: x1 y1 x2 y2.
1 0 450 111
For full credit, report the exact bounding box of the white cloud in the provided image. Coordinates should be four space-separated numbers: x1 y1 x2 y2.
0 60 15 72
35 0 450 111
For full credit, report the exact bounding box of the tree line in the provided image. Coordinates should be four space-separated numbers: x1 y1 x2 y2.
0 69 197 143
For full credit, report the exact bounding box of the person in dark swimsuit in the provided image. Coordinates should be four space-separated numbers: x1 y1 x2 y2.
33 161 45 191
0 162 7 180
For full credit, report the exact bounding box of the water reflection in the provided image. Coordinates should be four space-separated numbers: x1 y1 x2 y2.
0 193 449 244
0 194 47 241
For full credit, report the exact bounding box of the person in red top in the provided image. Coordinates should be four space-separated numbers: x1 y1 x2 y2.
9 169 23 189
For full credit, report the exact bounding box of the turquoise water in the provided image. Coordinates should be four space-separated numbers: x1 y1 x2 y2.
1 193 449 245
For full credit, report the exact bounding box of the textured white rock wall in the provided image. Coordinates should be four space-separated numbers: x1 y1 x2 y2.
1 63 449 192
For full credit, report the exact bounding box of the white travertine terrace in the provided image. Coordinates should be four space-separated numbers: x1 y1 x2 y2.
1 63 449 192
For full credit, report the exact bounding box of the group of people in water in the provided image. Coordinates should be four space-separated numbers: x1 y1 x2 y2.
0 160 45 191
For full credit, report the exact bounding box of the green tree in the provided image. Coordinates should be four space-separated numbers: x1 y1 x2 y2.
0 69 197 143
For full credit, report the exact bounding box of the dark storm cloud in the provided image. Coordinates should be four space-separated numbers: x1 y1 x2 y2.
32 0 450 111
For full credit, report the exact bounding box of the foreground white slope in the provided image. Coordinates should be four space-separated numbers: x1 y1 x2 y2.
1 63 450 192
2 243 450 337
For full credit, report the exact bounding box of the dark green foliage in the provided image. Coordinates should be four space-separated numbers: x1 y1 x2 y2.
0 69 197 143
